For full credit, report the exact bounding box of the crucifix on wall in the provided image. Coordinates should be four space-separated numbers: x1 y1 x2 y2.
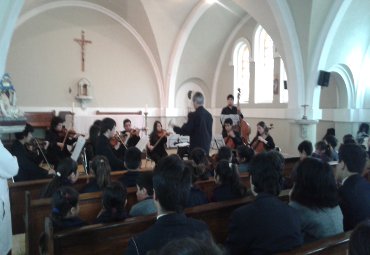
74 30 92 72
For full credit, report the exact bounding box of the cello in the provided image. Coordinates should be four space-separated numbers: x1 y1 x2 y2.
237 88 251 144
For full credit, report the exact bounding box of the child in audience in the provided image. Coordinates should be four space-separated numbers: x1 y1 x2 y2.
51 186 86 231
81 155 111 193
311 141 332 162
290 157 343 243
348 220 370 255
95 182 127 223
212 160 246 202
297 140 313 161
185 160 208 208
119 147 142 187
236 145 254 173
129 172 157 217
190 147 211 179
40 158 78 198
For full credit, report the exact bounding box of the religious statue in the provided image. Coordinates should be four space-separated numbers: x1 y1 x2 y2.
0 73 23 118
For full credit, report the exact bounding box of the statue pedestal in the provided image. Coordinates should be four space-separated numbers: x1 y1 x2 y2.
0 118 26 138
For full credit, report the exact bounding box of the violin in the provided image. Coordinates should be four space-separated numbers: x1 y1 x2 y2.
110 131 127 149
58 127 84 150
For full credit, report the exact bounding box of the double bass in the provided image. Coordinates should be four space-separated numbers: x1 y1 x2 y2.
236 88 251 144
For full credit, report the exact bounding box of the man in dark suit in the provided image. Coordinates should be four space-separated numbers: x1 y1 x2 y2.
225 152 303 255
125 155 211 255
336 143 370 231
173 92 213 154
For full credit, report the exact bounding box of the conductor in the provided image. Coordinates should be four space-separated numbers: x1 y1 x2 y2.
172 92 213 154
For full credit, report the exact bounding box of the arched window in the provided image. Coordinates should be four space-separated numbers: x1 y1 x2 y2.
233 39 250 103
254 26 274 103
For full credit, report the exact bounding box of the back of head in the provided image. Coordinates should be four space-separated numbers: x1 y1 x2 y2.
102 182 127 216
136 172 154 196
343 134 356 144
51 186 79 222
91 155 111 189
339 143 367 174
218 146 232 162
324 135 338 149
15 123 33 140
157 237 224 255
190 147 208 165
237 145 254 163
215 160 246 197
349 220 370 255
250 152 281 196
153 155 191 213
267 150 285 173
192 92 204 106
291 157 338 209
297 140 313 156
100 117 116 134
124 147 142 169
358 123 370 134
184 160 207 184
89 124 100 145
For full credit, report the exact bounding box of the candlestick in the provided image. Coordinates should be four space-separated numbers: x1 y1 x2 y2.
301 104 309 120
145 104 148 113
72 102 75 113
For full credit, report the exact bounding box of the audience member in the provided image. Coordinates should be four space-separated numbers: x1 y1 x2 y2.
125 155 211 255
85 123 100 171
356 123 369 145
217 146 232 162
348 220 370 255
311 141 331 162
119 147 142 187
343 134 356 144
129 172 157 217
290 157 343 242
323 135 339 161
336 143 370 231
190 147 211 178
297 140 313 161
156 237 224 255
185 160 208 208
81 155 111 193
236 145 254 173
226 152 303 254
95 182 127 223
212 160 246 202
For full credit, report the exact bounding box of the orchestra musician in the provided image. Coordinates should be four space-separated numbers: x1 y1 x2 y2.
250 121 275 154
147 121 170 164
121 118 140 148
11 123 55 181
45 116 77 168
239 113 251 144
221 94 239 115
223 118 243 150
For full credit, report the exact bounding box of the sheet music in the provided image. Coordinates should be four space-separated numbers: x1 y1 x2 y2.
135 135 149 152
211 134 225 149
71 136 86 162
220 114 240 125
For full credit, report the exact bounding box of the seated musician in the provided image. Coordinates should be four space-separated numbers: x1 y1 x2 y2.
95 118 125 171
85 123 101 171
221 94 238 138
122 118 140 148
250 121 275 154
239 113 251 144
223 118 243 150
12 123 55 181
147 121 169 164
45 116 77 168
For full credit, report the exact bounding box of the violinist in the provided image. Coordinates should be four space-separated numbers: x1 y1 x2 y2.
147 121 169 164
223 118 243 150
121 119 140 148
11 123 55 182
250 121 275 154
45 116 77 168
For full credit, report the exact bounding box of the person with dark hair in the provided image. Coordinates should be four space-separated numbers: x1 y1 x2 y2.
226 152 303 254
223 118 243 149
212 160 246 202
81 155 111 193
312 141 332 162
95 182 127 223
172 92 213 154
129 172 156 217
85 123 100 171
236 145 254 173
95 117 125 171
119 147 142 187
348 220 370 255
45 116 76 168
40 158 78 198
125 155 211 255
12 123 55 181
185 160 209 208
290 157 343 242
250 121 275 154
356 123 369 145
297 140 313 161
189 147 210 180
343 134 356 144
336 143 370 231
218 146 232 162
323 128 336 139
323 135 339 161
51 186 86 231
147 121 169 164
156 237 224 255
220 94 240 142
122 118 141 148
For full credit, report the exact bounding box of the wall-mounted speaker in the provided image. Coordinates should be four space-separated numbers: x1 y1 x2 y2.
283 80 288 90
317 70 331 87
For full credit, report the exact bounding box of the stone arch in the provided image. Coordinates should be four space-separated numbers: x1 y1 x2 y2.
175 78 208 109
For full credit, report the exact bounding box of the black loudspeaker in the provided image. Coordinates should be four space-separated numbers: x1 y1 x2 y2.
283 80 288 90
317 70 331 87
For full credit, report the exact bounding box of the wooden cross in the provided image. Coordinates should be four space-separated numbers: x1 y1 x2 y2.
74 30 92 72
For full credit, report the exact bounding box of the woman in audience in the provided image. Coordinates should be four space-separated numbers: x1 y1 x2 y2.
129 172 157 217
356 123 369 145
41 158 78 198
95 182 127 223
236 145 254 173
290 157 343 242
81 155 111 193
250 121 275 154
51 186 86 231
297 140 313 161
190 147 211 178
349 220 370 255
323 135 339 161
212 160 246 202
185 161 209 208
311 141 332 162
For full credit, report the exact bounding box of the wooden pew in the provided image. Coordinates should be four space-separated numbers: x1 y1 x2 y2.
24 174 250 255
44 190 290 255
278 231 351 255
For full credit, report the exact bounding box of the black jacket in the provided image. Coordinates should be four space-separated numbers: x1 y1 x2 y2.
173 106 213 154
95 135 125 171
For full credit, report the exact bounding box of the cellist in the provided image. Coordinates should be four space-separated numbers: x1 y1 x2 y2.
250 121 275 154
223 118 243 150
147 121 170 164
